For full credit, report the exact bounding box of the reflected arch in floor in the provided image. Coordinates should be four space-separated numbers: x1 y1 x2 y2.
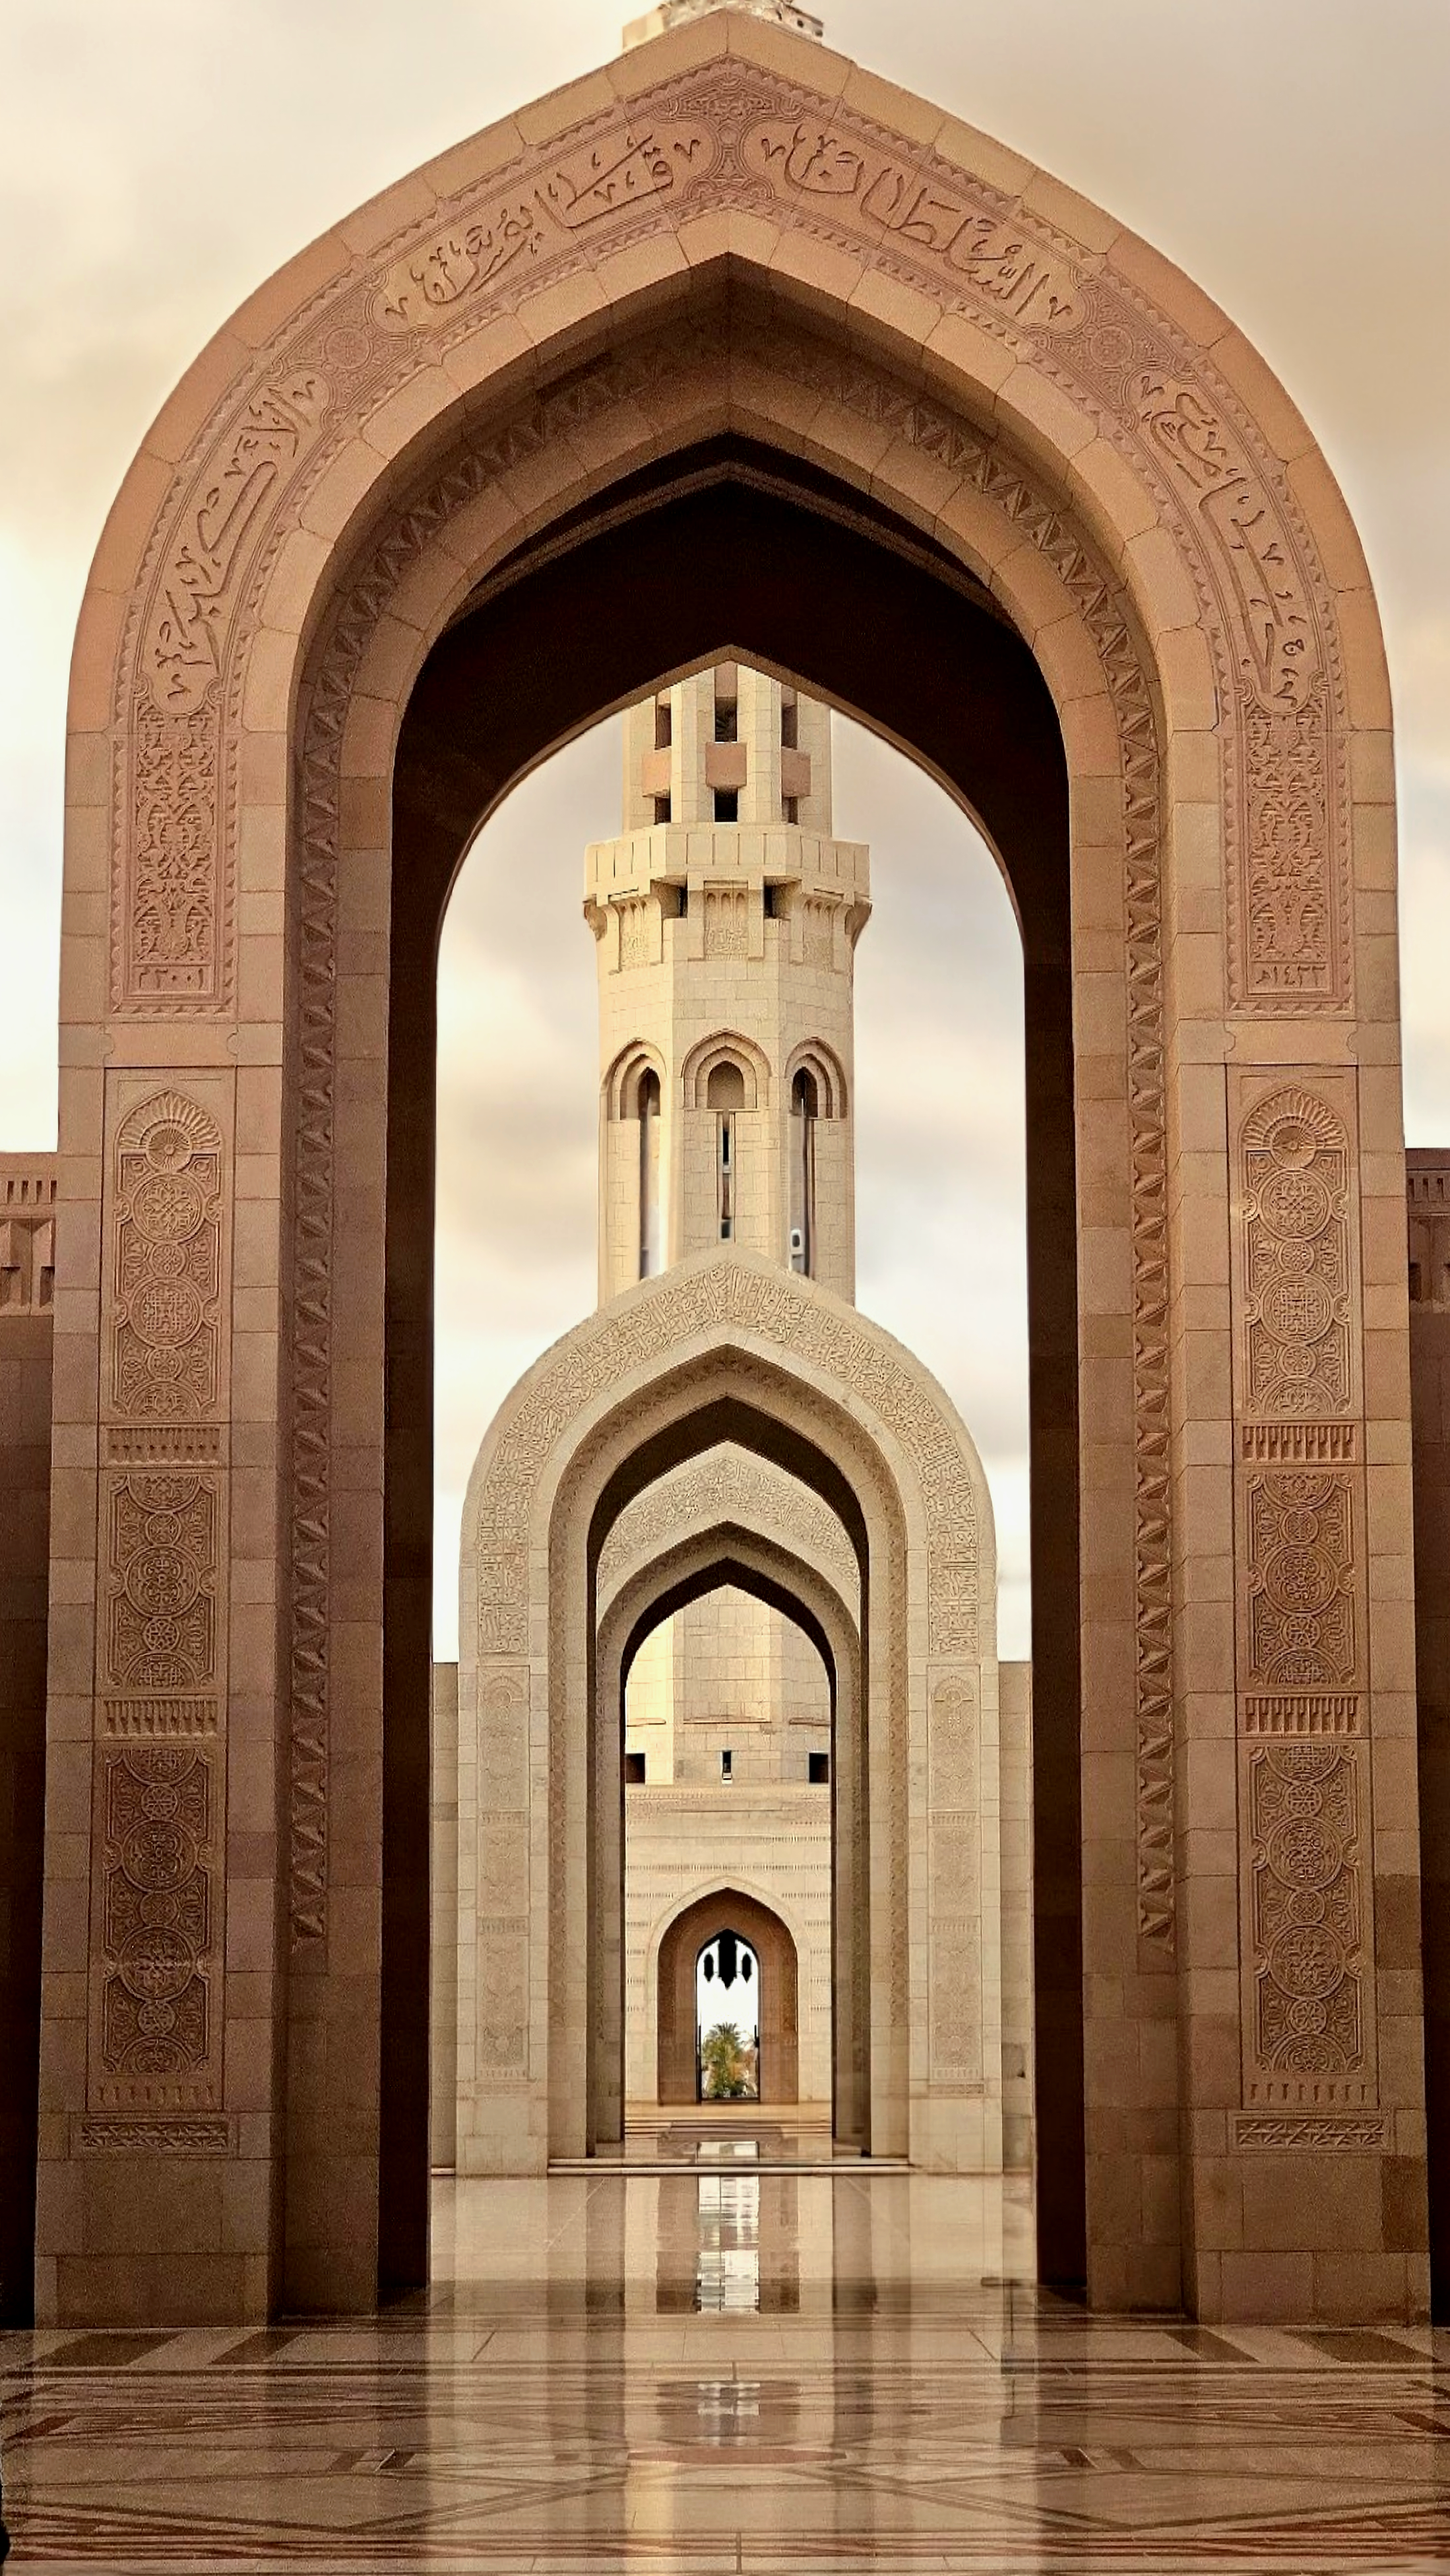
656 1888 798 2108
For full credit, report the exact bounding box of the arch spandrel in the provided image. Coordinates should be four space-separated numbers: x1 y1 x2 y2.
79 13 1375 1031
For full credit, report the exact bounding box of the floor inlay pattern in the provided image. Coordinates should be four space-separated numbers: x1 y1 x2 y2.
3 2175 1447 2572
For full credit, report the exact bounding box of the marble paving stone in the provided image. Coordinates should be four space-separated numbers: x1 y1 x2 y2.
3 2174 1450 2570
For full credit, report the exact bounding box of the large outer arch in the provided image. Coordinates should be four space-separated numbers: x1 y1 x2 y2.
45 7 1418 2329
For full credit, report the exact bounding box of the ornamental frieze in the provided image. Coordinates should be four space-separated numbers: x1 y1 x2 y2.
108 56 1350 1017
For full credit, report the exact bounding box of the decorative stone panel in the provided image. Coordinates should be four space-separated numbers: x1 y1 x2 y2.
1230 1070 1375 2123
928 1673 982 2082
88 1077 232 2137
89 1744 220 2114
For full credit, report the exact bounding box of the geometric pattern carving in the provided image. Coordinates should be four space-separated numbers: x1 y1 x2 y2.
92 1745 220 2111
1232 2110 1387 2150
108 1090 224 1423
598 1444 859 1619
104 1474 218 1692
1245 1741 1373 2104
1238 1086 1354 1419
75 2115 236 2154
1244 1471 1356 1691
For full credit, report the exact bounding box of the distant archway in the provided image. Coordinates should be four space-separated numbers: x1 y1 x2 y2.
658 1889 798 2107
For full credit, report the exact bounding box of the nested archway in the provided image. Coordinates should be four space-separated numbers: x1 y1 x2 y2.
656 1889 800 2107
600 1514 866 2148
44 7 1418 2329
458 1248 999 2191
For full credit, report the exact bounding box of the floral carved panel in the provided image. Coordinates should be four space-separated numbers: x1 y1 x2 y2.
1236 1084 1358 1423
1242 1741 1375 2109
1230 1070 1374 2123
102 1472 218 1694
106 1088 227 1431
89 1745 222 2113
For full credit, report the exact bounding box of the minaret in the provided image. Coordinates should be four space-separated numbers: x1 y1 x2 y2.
585 664 870 1308
621 0 824 49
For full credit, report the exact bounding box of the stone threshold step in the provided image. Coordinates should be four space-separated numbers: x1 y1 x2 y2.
548 2157 913 2175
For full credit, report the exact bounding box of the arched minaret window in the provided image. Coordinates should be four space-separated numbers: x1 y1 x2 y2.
706 1059 745 1240
637 1067 661 1278
790 1065 818 1274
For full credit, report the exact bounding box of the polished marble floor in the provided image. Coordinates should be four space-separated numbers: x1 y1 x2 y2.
3 2163 1449 2572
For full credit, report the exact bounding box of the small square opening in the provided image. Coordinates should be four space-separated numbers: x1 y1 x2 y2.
714 788 739 823
808 1751 830 1786
720 1748 733 1782
624 1750 646 1786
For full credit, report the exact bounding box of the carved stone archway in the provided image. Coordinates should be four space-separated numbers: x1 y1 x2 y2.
42 7 1421 2325
656 1888 800 2107
598 1518 866 2149
458 1248 998 2181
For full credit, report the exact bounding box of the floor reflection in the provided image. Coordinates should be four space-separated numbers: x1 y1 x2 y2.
3 2171 1446 2571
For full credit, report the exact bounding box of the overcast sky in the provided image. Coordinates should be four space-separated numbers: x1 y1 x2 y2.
3 1 1447 1657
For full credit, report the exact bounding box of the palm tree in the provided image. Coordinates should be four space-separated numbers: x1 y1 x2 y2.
699 2019 753 2099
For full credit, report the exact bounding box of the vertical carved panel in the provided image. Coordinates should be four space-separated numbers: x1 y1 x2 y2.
1230 1071 1374 2128
1243 1743 1373 2108
1237 1086 1356 1421
90 1745 220 2111
475 1661 530 2077
928 1674 980 2080
107 1090 225 1425
104 1474 218 1692
88 1078 232 2140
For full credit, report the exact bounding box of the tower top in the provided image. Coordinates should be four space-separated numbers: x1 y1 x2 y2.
621 0 823 51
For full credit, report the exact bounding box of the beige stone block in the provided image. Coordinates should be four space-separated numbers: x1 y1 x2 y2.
1123 521 1201 639
848 265 944 357
298 437 386 550
228 230 351 352
67 588 127 733
514 67 618 148
1205 326 1315 467
361 365 461 469
1019 168 1120 258
997 359 1096 471
1106 229 1227 348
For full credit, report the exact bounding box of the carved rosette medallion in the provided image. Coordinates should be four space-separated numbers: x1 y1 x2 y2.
105 1473 217 1691
109 1091 224 1423
1239 1087 1354 1421
1245 1743 1371 2105
91 1746 219 2111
